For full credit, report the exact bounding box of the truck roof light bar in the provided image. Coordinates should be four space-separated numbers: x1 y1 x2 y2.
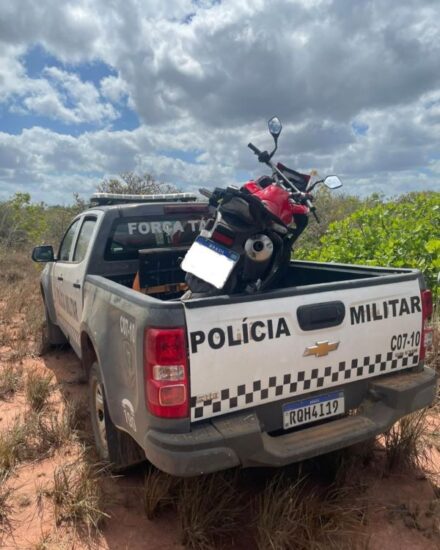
90 192 198 205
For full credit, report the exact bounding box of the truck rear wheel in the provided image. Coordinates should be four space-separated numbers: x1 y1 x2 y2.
89 362 146 471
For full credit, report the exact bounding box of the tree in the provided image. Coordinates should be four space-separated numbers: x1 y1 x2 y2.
96 172 179 195
0 193 48 247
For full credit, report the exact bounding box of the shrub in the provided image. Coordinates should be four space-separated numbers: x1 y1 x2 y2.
296 192 440 296
384 410 430 471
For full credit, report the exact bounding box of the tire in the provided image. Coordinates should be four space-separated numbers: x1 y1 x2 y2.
39 304 67 356
89 362 146 471
43 302 67 346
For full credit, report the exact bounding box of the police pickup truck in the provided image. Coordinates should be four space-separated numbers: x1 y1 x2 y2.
32 193 437 476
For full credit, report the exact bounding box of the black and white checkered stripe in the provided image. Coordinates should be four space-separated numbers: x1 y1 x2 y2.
190 351 419 421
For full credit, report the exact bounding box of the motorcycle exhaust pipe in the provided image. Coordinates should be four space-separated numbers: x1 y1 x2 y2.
244 234 274 262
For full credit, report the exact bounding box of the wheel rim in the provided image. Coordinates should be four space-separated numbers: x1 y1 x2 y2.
93 379 107 451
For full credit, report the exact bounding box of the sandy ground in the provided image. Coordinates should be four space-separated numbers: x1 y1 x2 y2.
0 348 183 550
0 344 439 549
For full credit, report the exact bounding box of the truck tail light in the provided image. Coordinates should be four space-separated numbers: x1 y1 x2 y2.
420 289 433 361
145 327 189 418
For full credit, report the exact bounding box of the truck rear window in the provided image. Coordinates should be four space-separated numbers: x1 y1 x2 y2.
104 216 207 261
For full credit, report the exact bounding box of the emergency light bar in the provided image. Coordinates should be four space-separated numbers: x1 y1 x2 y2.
90 192 198 205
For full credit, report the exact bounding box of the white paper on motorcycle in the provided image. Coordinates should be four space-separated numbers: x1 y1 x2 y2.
182 236 240 289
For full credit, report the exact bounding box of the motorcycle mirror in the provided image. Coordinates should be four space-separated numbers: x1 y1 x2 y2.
268 116 282 142
324 175 343 189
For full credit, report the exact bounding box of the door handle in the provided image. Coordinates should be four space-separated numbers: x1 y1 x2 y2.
73 283 81 289
57 276 64 281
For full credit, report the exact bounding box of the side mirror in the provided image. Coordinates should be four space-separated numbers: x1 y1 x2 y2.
32 245 55 263
324 175 343 189
268 116 282 143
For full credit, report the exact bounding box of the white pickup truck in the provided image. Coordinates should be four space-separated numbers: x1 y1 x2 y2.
32 193 437 476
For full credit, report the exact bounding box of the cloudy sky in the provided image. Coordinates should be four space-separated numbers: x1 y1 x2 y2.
0 0 439 204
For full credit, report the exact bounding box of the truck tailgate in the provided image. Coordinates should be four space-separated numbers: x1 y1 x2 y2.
184 278 423 422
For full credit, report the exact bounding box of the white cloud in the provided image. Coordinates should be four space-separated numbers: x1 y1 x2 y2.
23 91 78 124
0 45 28 101
0 58 119 124
42 67 118 123
100 75 129 104
0 125 238 203
0 0 440 201
0 12 120 126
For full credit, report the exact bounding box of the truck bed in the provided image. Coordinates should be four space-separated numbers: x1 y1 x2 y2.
102 258 416 301
86 258 425 426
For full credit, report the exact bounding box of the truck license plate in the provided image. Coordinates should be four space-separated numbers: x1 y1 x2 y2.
181 236 239 289
283 391 345 429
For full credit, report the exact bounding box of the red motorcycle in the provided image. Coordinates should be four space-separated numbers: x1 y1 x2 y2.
181 117 343 297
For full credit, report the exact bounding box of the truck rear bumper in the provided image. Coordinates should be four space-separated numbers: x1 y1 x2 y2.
144 367 438 476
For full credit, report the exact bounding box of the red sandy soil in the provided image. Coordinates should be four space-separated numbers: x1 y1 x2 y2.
0 349 183 550
364 448 440 550
1 345 439 549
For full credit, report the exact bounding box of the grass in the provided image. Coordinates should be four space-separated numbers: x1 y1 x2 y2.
0 362 23 400
0 416 33 475
49 456 109 534
323 442 377 489
0 248 44 357
143 469 244 547
0 473 14 531
255 474 305 550
141 464 371 549
26 369 53 412
33 532 53 550
178 472 243 550
384 409 430 471
0 402 80 477
35 410 74 452
143 468 179 519
254 473 367 550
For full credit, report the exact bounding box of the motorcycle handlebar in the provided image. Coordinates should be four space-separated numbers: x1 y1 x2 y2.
305 199 320 223
199 188 213 199
248 137 321 223
248 142 262 156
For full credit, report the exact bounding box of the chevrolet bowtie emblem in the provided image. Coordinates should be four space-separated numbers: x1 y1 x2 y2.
303 341 340 357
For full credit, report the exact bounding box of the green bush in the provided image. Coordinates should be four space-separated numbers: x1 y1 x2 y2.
0 193 85 248
296 192 440 295
292 187 367 256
